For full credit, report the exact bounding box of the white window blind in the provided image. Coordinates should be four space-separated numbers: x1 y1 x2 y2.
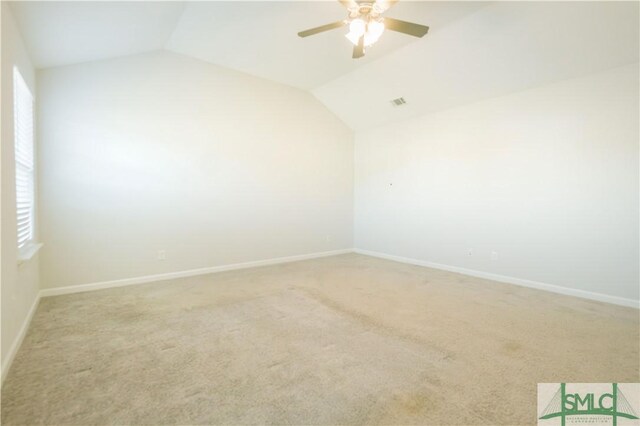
13 67 35 250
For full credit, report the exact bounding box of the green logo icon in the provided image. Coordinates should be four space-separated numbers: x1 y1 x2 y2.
539 383 638 426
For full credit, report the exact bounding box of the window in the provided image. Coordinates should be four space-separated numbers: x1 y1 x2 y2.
13 67 35 252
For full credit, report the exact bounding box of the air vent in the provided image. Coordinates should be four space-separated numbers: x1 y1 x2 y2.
390 97 407 107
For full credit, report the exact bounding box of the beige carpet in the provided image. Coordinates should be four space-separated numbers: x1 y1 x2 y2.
1 253 638 425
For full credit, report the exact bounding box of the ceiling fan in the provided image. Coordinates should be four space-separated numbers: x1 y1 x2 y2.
297 0 429 59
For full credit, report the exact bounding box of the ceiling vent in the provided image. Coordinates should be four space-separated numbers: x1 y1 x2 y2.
390 97 407 107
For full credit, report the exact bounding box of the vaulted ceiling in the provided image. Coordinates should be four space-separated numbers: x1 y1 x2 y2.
9 1 640 130
164 1 487 89
313 1 640 129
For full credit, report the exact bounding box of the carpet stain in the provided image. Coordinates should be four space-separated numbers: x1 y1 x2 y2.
389 390 437 415
503 341 523 353
298 287 456 363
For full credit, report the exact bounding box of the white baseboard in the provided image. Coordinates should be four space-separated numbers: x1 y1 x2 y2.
354 248 639 309
2 249 354 384
1 292 41 384
3 247 635 385
40 248 355 298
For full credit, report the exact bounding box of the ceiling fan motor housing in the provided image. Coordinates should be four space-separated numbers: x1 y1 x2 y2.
348 2 384 20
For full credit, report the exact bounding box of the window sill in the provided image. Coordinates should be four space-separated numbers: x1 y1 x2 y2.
18 243 43 266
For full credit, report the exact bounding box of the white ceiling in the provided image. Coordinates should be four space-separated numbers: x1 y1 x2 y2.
9 1 640 130
313 1 640 129
10 1 487 89
10 1 186 69
165 1 488 89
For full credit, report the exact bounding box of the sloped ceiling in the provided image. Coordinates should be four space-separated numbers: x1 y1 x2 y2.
165 1 487 89
9 1 640 130
10 1 487 89
313 1 640 130
9 1 186 68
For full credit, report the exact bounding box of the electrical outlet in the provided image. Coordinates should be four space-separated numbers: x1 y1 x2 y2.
491 251 498 260
325 235 332 243
157 250 166 261
467 248 473 256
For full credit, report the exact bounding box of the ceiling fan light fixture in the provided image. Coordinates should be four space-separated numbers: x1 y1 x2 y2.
363 33 376 47
364 19 385 46
345 30 361 46
345 18 367 46
349 18 366 37
346 18 366 46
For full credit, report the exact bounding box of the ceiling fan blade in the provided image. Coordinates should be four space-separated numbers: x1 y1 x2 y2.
383 17 429 38
297 20 346 38
338 0 358 10
375 0 399 12
352 35 365 59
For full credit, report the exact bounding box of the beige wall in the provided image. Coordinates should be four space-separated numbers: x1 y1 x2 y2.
38 51 354 289
1 3 41 376
355 63 639 302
